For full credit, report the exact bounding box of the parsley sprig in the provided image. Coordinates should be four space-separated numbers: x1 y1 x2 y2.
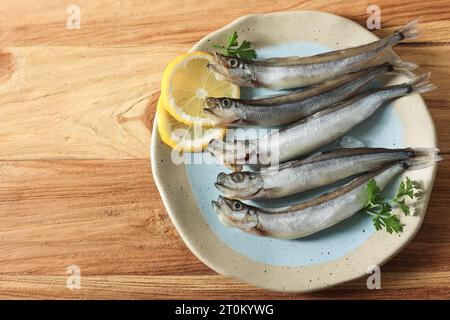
393 177 415 215
213 31 257 60
364 177 417 234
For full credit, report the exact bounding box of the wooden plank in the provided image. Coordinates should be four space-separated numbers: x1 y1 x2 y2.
0 0 449 46
0 45 449 159
0 273 448 299
0 159 211 275
0 159 448 279
395 46 450 152
0 0 449 299
0 46 187 160
396 45 450 105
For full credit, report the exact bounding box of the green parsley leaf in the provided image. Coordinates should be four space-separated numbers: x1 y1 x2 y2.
396 199 410 216
379 202 392 216
372 216 383 231
395 177 415 200
382 214 404 234
365 179 383 208
213 31 257 60
371 210 404 234
364 177 416 234
227 31 239 48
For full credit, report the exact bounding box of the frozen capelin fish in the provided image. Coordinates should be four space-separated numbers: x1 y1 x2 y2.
207 73 435 167
212 156 440 240
214 147 440 200
208 19 420 89
204 61 416 127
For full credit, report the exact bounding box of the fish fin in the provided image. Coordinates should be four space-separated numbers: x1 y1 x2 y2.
391 59 418 78
402 154 442 171
397 18 421 41
408 72 436 94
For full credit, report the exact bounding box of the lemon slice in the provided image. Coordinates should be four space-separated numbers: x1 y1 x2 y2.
157 97 226 152
161 51 240 126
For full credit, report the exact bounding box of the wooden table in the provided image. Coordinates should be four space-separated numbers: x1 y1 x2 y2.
0 0 448 299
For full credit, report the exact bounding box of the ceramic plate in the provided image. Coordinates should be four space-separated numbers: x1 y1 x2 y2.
151 11 437 292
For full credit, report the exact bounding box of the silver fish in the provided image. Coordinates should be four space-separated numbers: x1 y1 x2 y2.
207 73 435 167
213 147 440 200
212 158 436 239
204 61 416 127
208 19 419 89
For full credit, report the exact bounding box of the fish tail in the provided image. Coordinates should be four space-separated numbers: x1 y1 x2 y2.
402 151 442 171
401 157 442 171
408 72 436 94
384 19 421 48
397 18 421 41
390 59 418 78
412 147 441 159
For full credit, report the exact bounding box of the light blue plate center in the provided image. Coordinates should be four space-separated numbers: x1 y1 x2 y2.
185 42 405 267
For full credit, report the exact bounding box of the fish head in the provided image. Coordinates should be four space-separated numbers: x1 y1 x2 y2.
208 52 255 86
211 196 258 230
203 97 244 125
214 171 263 199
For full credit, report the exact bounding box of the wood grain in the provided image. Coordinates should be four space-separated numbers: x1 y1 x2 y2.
0 160 448 298
395 46 450 152
0 0 449 299
0 159 210 276
1 0 449 46
0 273 448 299
0 46 448 159
0 46 187 160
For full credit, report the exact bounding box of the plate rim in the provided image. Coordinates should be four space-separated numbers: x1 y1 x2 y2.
151 10 437 292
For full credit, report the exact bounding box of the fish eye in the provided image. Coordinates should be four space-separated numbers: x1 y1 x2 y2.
228 58 239 68
233 201 243 210
221 99 231 108
231 172 244 182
